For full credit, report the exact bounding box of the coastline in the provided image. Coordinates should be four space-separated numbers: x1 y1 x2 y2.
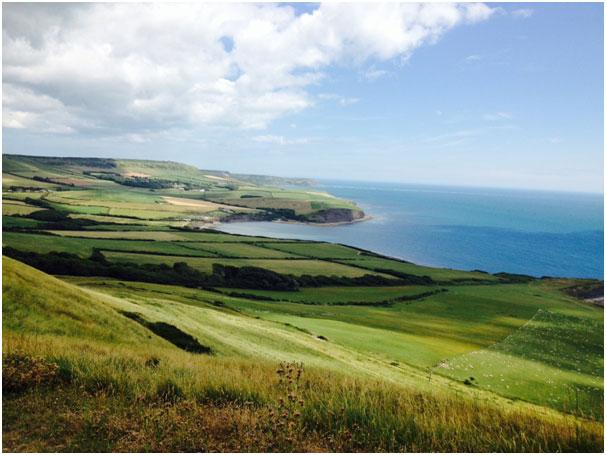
190 214 373 231
273 214 374 227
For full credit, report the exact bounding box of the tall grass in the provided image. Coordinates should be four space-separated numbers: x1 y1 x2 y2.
3 333 603 452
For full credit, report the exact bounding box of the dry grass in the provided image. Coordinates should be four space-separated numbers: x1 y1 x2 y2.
162 196 255 212
2 334 603 452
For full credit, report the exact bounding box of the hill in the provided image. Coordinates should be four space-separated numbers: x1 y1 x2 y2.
2 159 604 452
3 257 603 452
2 154 364 225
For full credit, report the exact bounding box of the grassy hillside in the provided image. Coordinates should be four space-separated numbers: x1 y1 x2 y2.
2 158 604 452
3 258 603 451
3 154 364 224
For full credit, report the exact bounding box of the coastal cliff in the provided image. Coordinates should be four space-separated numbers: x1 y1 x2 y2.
222 207 366 225
305 208 366 223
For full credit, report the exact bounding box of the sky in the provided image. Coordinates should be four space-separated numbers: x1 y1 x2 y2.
2 2 604 193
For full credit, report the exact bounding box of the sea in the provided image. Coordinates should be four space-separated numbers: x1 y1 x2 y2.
218 180 604 279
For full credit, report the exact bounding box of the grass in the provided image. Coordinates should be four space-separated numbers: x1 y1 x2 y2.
222 285 436 304
2 154 604 451
337 257 499 282
260 242 368 259
63 275 603 416
2 216 43 229
47 229 294 242
3 232 221 257
184 242 302 258
2 203 43 216
68 213 186 228
102 251 381 277
3 155 364 222
442 309 603 417
2 259 603 452
2 173 58 190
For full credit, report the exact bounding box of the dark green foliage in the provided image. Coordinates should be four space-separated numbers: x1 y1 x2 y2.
292 273 408 287
13 155 116 169
494 272 535 283
370 268 434 285
4 246 412 291
212 263 300 291
222 288 445 307
90 248 109 264
24 197 55 209
28 209 69 222
32 176 75 187
120 311 212 355
562 281 604 299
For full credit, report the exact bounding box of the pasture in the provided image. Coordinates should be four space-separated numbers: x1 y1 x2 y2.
102 251 380 277
2 154 604 452
337 257 499 282
223 285 436 304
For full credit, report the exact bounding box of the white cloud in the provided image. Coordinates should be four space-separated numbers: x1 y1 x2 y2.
252 135 309 145
3 2 496 137
511 9 534 19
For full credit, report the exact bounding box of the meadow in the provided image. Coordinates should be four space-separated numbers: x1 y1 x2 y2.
2 154 603 452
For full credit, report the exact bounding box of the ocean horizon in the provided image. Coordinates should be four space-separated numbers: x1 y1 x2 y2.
218 180 604 279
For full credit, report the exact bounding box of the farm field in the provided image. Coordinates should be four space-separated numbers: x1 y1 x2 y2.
222 285 437 304
259 241 368 259
2 154 603 452
2 155 364 224
2 203 42 216
337 257 500 282
103 251 380 277
47 229 296 242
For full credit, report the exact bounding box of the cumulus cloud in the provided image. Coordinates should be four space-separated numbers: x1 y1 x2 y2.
3 2 496 137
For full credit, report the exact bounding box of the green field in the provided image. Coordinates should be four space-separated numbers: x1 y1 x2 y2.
2 155 363 224
3 232 220 257
337 257 499 282
103 251 379 277
2 154 603 452
2 202 43 216
222 285 436 304
443 309 603 418
48 229 295 242
2 216 43 229
183 242 301 258
260 242 367 259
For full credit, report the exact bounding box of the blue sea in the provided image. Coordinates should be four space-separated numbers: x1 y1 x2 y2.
218 181 604 279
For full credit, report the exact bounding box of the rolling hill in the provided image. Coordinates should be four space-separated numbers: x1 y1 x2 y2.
1 155 604 452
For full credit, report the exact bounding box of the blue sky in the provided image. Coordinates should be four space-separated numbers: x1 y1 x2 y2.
3 2 604 193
